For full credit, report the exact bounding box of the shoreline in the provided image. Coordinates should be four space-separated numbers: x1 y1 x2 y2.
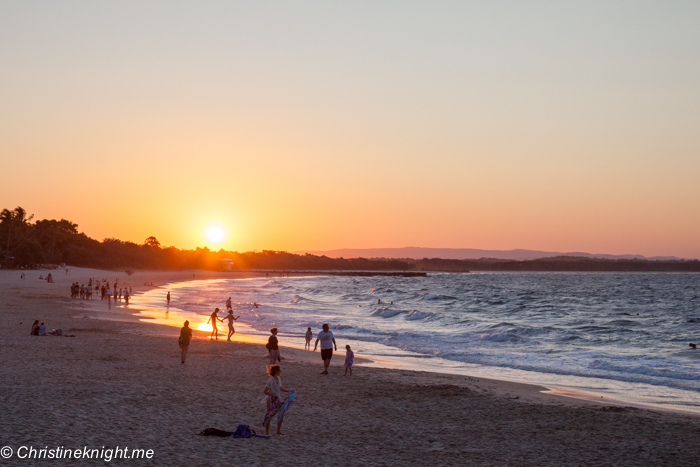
77 268 700 416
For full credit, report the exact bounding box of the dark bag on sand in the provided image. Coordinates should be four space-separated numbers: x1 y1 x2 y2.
232 424 255 438
198 428 232 437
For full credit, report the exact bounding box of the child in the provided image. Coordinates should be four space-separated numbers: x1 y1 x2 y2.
305 327 313 350
263 364 289 436
344 344 354 376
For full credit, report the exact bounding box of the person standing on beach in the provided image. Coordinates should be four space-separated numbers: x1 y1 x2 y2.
263 364 289 436
267 328 280 365
207 308 223 340
314 324 337 375
223 310 240 341
343 345 354 376
226 297 232 310
305 327 313 350
179 320 193 363
166 291 171 306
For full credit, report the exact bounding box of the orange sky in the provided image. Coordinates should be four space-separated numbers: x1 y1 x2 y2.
1 2 699 258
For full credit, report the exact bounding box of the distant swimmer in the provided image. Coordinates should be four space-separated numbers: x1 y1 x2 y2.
690 343 697 349
223 310 240 341
254 302 259 308
207 308 224 340
166 291 171 306
377 299 381 305
226 297 232 310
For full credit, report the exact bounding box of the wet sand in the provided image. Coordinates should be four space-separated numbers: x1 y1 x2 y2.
2 267 700 466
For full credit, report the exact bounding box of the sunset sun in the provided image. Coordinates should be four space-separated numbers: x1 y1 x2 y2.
206 226 224 243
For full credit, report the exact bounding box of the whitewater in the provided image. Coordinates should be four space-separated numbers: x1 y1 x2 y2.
131 272 700 412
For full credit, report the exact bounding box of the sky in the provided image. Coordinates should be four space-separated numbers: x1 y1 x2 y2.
1 1 699 257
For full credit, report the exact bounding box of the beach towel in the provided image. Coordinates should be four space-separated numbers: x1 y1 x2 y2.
275 388 296 425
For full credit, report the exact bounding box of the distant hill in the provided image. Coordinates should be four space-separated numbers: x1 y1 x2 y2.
296 247 684 261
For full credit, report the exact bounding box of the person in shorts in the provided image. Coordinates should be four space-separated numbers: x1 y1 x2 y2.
267 328 280 365
314 323 337 375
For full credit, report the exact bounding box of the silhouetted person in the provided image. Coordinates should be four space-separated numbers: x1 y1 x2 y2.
166 291 171 306
207 308 223 340
222 310 240 341
179 320 192 363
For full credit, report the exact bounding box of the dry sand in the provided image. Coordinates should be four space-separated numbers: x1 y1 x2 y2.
2 267 700 466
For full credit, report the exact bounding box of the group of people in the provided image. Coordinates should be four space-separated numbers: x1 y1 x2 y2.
69 279 132 305
30 320 68 336
175 297 356 437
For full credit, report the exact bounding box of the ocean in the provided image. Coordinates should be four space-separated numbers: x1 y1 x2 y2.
130 272 700 412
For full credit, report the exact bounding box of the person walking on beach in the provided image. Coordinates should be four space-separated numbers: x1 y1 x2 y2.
263 364 289 436
267 328 280 365
304 327 313 350
314 324 337 375
166 291 171 306
207 308 223 340
179 320 193 364
226 297 232 310
344 345 354 376
223 310 240 341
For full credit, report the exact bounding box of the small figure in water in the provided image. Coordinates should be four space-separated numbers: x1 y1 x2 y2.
179 320 192 363
253 302 260 308
166 291 171 306
690 343 697 349
222 310 240 341
207 308 224 340
226 297 232 310
377 299 381 305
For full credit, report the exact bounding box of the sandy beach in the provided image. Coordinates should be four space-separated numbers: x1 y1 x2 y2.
2 267 700 466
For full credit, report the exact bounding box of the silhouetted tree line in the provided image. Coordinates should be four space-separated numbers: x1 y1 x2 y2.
0 207 413 271
412 256 700 272
2 206 698 272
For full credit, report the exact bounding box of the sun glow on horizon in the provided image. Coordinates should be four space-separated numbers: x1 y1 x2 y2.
206 226 224 243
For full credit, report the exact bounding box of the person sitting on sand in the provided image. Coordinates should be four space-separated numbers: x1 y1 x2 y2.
305 327 313 350
222 310 240 341
30 320 40 336
314 324 337 375
263 364 289 436
38 321 47 336
267 328 280 365
344 345 354 376
207 308 224 340
179 321 193 363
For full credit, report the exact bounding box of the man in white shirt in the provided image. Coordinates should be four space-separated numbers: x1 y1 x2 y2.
313 323 337 375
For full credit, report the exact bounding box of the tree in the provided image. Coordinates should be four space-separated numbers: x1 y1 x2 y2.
144 236 161 248
0 207 34 255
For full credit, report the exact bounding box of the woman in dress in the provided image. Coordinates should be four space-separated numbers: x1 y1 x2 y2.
263 364 289 436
